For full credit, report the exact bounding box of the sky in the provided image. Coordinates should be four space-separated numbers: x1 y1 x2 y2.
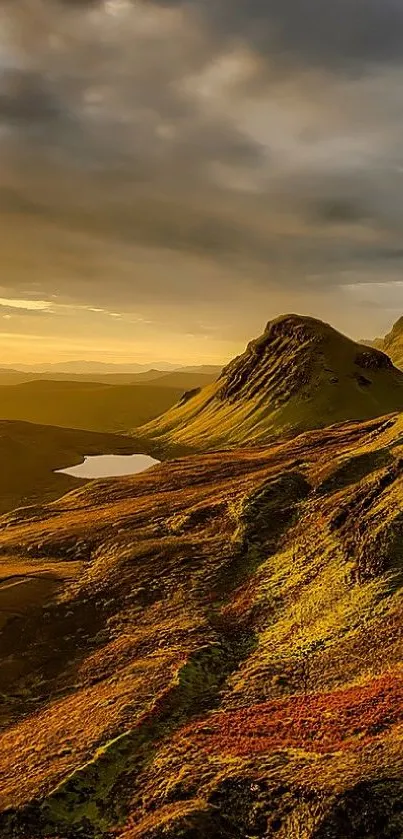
1 0 403 364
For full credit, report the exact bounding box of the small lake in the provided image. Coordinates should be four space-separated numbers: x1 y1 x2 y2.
56 454 160 479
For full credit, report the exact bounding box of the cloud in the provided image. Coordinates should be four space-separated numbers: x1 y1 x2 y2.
52 0 403 74
0 69 61 124
152 0 403 72
0 297 53 311
0 0 402 356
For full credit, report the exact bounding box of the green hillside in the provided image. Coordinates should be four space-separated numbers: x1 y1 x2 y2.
142 314 403 451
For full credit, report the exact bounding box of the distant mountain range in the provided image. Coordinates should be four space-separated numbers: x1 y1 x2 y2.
0 372 221 434
1 360 222 376
5 360 178 374
143 313 403 451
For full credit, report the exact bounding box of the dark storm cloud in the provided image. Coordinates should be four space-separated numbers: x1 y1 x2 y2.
0 0 403 341
153 0 403 71
50 0 403 73
0 70 61 124
312 200 371 225
0 0 262 171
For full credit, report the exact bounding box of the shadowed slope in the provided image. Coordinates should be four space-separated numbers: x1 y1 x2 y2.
0 412 402 838
0 420 142 513
142 314 403 451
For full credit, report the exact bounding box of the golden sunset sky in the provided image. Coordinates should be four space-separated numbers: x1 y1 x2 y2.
1 0 403 363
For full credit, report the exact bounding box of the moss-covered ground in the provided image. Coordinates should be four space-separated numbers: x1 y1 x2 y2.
0 412 402 838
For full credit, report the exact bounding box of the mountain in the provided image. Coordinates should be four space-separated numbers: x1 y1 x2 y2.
0 411 402 837
142 313 403 451
8 361 179 375
0 370 222 389
0 369 167 387
366 316 403 369
4 362 223 378
0 368 39 386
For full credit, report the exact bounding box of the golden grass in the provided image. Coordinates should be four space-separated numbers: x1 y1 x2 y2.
0 412 402 837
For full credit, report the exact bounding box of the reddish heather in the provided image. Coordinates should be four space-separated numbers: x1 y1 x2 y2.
189 673 403 756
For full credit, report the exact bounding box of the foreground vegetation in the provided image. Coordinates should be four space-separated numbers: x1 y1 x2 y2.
0 411 402 837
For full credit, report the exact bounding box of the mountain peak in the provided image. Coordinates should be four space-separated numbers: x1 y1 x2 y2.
263 313 391 354
143 313 403 451
258 313 336 348
264 312 333 334
219 313 393 405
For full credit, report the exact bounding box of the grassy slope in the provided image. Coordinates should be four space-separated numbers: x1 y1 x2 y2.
373 317 403 369
0 419 143 514
0 411 402 838
142 314 403 452
0 381 187 433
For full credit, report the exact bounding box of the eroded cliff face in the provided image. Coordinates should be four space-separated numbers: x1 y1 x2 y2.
218 316 320 406
219 314 395 404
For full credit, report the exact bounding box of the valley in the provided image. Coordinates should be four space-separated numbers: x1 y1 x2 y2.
0 420 144 515
0 372 217 435
0 315 402 838
0 366 217 512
